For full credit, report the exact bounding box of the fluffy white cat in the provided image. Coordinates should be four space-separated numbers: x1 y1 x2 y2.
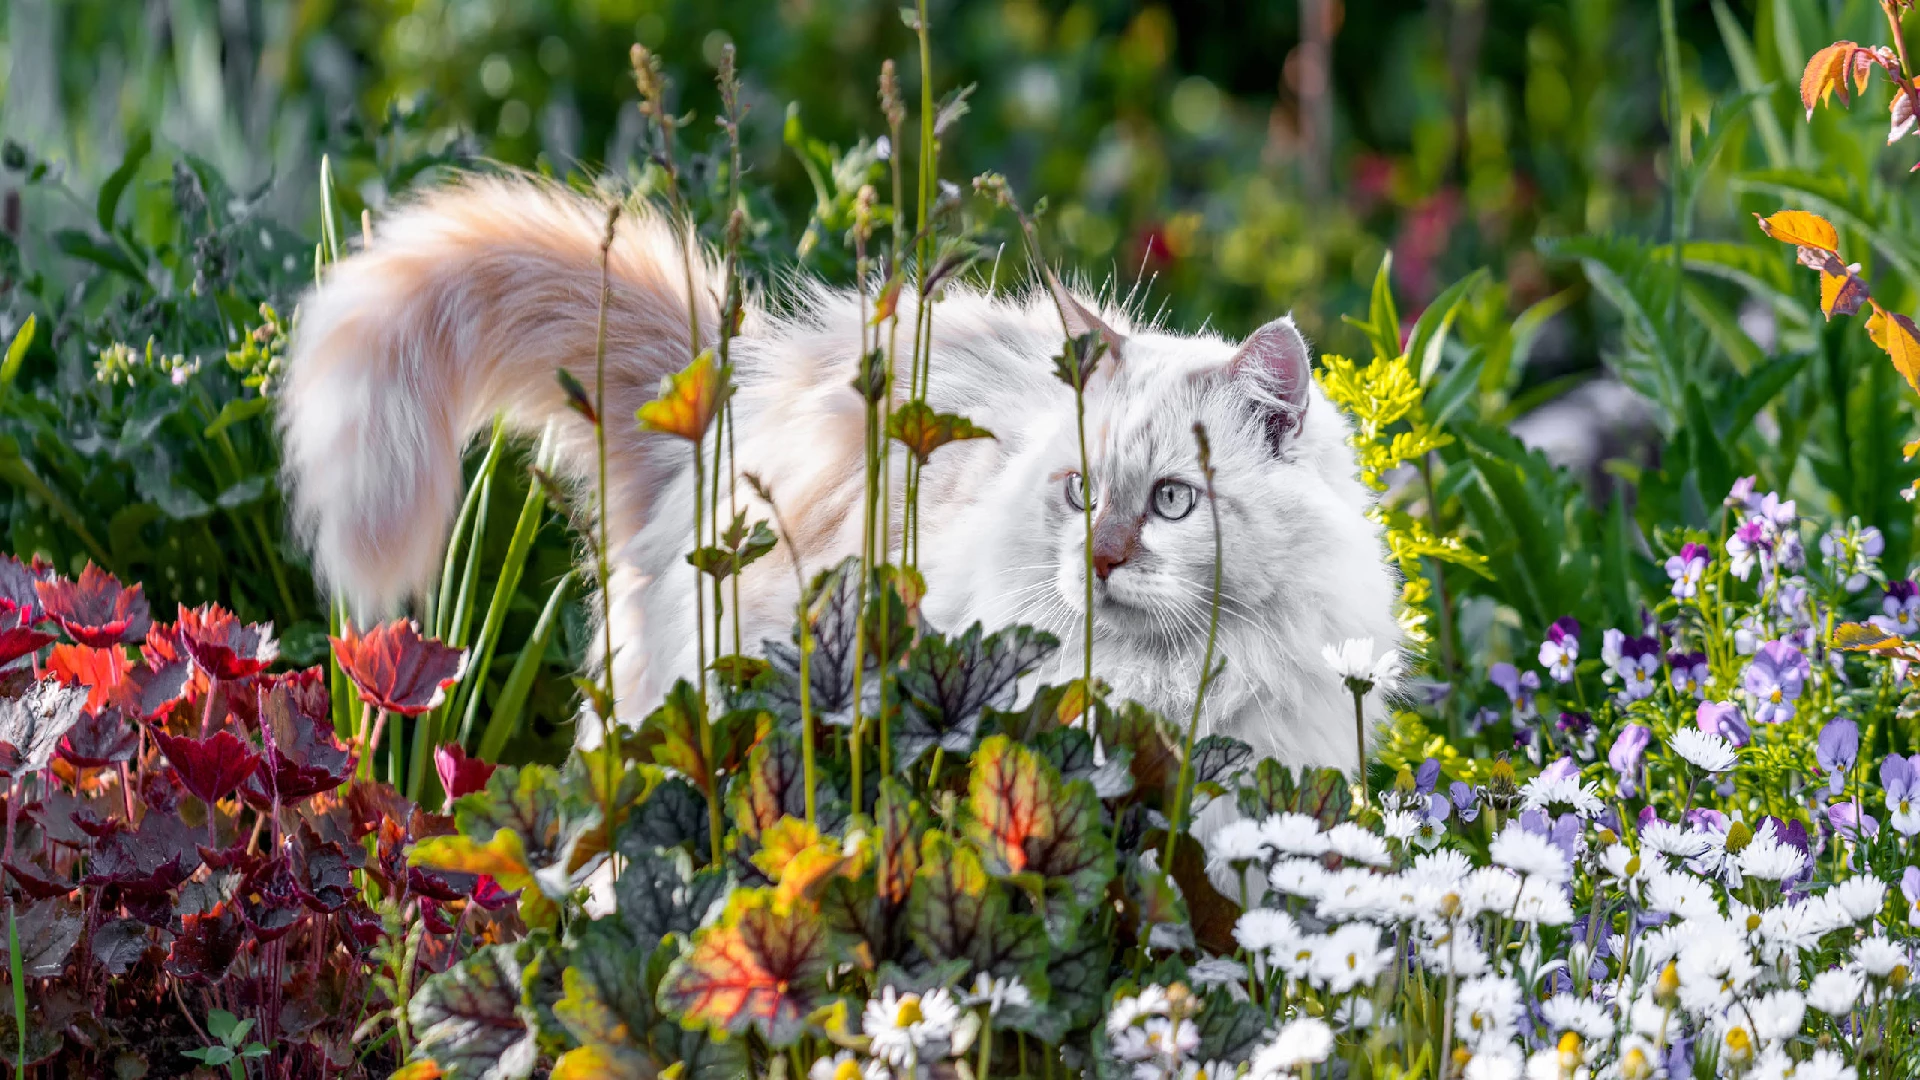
279 175 1401 767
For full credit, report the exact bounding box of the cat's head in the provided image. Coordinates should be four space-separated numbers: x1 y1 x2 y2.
1035 297 1381 651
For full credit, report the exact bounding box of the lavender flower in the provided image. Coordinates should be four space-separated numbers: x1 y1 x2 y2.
1904 867 1920 926
1820 521 1885 593
1725 475 1759 511
1727 519 1768 581
1884 754 1920 836
1666 651 1707 700
1871 580 1920 638
1489 663 1540 721
1816 717 1859 796
1695 700 1750 748
1556 710 1596 759
1611 635 1661 701
1537 617 1580 683
1828 801 1879 842
1664 543 1709 599
1449 781 1480 824
1609 724 1651 798
1743 640 1810 724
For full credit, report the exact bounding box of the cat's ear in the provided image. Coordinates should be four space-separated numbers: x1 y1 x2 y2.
1229 316 1312 452
1048 277 1126 361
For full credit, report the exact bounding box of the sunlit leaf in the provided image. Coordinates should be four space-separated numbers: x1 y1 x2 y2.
657 888 837 1046
1817 255 1869 320
886 400 994 465
966 736 1116 923
409 944 539 1080
175 603 279 681
637 350 729 443
155 729 261 806
34 563 150 646
1753 209 1839 252
1867 299 1920 395
0 601 54 668
330 619 468 716
1800 42 1861 119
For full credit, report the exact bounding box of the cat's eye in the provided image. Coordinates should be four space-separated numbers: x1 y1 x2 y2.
1151 479 1199 521
1063 471 1094 512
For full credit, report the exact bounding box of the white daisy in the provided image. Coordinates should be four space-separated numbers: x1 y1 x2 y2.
1806 968 1865 1015
1260 813 1329 856
1669 728 1738 773
810 1051 888 1080
1233 909 1300 954
1106 985 1171 1038
1521 773 1605 819
1206 819 1272 869
1455 975 1523 1048
1489 825 1570 883
1325 822 1391 867
1795 1049 1860 1080
1321 638 1398 691
962 973 1032 1017
1826 877 1887 922
1853 935 1907 978
1268 858 1328 899
1461 1043 1525 1080
1539 993 1610 1040
864 987 962 1066
1747 988 1805 1043
1310 922 1393 993
1248 1017 1333 1076
1737 822 1808 881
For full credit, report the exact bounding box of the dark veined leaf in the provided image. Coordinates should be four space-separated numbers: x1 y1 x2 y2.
551 921 750 1080
617 777 711 860
612 848 730 945
247 678 355 803
91 917 152 975
34 563 150 646
0 681 90 777
628 680 756 792
760 558 863 724
409 944 539 1080
728 728 847 844
1097 700 1183 803
165 901 246 982
1125 854 1192 952
657 887 838 1047
1237 760 1354 829
887 400 994 465
1189 734 1255 791
294 824 356 913
13 900 81 978
965 736 1116 913
1195 996 1272 1064
174 603 278 681
56 704 139 769
414 764 604 901
906 831 1048 990
893 623 1059 768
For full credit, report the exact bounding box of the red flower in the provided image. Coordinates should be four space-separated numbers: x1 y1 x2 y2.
0 599 54 668
176 603 278 681
329 619 467 716
154 729 261 806
434 743 496 800
34 563 150 646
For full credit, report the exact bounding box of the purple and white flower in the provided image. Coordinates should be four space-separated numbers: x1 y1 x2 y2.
1884 754 1920 836
1695 700 1750 748
1743 640 1810 724
1537 617 1580 683
1871 580 1920 638
1610 635 1661 701
1727 519 1769 581
1667 651 1708 700
1904 867 1920 927
1489 663 1540 721
1816 717 1860 796
1609 724 1651 798
1664 543 1709 599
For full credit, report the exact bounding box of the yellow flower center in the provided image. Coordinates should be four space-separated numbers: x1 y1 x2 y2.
1725 1026 1753 1061
1770 689 1783 704
1559 1032 1583 1067
834 1060 863 1080
1622 1048 1653 1080
895 996 924 1028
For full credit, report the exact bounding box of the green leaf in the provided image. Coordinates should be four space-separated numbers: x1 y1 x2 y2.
657 888 838 1047
96 129 151 232
906 831 1049 989
964 736 1116 929
206 1008 239 1044
886 400 994 465
611 849 730 945
892 623 1059 768
1408 268 1488 385
203 396 273 438
433 765 604 900
409 945 538 1080
52 229 146 283
617 777 712 862
686 514 776 582
0 315 33 400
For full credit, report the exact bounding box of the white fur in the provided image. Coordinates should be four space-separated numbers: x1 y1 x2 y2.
280 176 1402 769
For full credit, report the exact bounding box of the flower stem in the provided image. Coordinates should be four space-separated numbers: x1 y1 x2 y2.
1352 687 1370 804
1163 425 1223 872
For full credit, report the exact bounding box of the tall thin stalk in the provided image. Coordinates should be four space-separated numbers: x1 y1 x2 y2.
593 206 623 754
748 473 817 826
1657 0 1686 337
1162 424 1223 871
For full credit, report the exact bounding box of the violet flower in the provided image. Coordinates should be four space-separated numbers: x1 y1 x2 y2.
1743 640 1810 724
1490 662 1540 721
1556 711 1596 758
1695 700 1750 748
1828 801 1879 842
1449 781 1480 824
1883 754 1920 836
1727 519 1768 582
1665 543 1709 600
1816 717 1860 796
1871 580 1920 638
1667 651 1708 700
1903 867 1920 926
1609 724 1651 798
1538 617 1580 683
1726 475 1758 511
1612 635 1661 701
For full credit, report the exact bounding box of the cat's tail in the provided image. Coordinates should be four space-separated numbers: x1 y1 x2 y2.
278 174 722 615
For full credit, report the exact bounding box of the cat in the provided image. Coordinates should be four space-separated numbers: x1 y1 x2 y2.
278 174 1402 768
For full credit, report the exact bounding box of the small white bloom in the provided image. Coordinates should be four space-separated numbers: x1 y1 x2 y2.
1382 810 1421 841
1310 922 1393 993
1325 822 1391 867
1853 935 1908 977
1644 871 1720 920
1539 993 1610 1040
1249 1017 1333 1075
1796 1048 1860 1080
810 1051 888 1080
1737 821 1809 881
1260 813 1329 857
864 986 963 1066
1669 728 1738 773
1521 773 1604 819
1321 637 1396 690
1489 825 1570 883
1455 975 1524 1048
1510 875 1576 926
1747 988 1805 1043
1268 858 1327 899
1806 968 1865 1015
1461 1043 1525 1080
1206 819 1271 868
1106 985 1171 1038
1234 908 1300 954
1826 876 1887 922
963 973 1032 1017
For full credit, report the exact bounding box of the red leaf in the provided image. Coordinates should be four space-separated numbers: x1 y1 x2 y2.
658 889 836 1046
245 679 354 804
5 860 75 901
57 705 139 769
166 901 247 982
435 744 497 801
0 555 52 621
0 600 54 668
176 603 279 681
83 814 200 895
111 626 202 721
293 824 356 913
155 729 261 806
34 563 151 647
329 620 467 716
238 853 305 941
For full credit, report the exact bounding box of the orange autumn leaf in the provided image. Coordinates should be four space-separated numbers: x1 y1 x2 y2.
1802 42 1860 118
1817 255 1869 320
389 1063 445 1080
1867 299 1920 395
1754 210 1840 253
657 888 834 1046
637 350 729 442
45 643 130 713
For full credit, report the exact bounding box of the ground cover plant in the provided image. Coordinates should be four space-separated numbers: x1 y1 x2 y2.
10 0 1920 1077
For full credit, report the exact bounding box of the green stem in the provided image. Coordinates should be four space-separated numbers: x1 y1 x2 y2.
592 207 621 760
692 447 723 866
799 589 817 828
1162 428 1223 871
1657 0 1686 335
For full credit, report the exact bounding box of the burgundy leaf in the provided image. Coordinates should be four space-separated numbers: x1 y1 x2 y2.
32 791 106 847
140 766 185 815
5 860 74 900
0 679 90 776
197 843 265 874
0 555 52 621
294 825 354 913
83 816 198 895
165 901 247 982
470 874 512 911
245 679 354 805
176 603 278 681
154 729 260 806
92 917 152 975
0 600 54 668
238 854 304 941
111 649 195 723
420 897 457 935
434 743 496 801
34 563 151 647
329 619 467 716
56 705 138 769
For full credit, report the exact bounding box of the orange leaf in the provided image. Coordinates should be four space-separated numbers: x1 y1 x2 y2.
1754 210 1839 253
1801 42 1859 118
389 1064 445 1080
1817 255 1869 320
1867 300 1920 395
657 888 835 1046
637 350 729 443
45 644 129 714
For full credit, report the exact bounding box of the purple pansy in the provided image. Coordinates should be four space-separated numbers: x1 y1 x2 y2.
1816 717 1860 796
1490 662 1540 721
1449 781 1480 824
1665 543 1710 600
1872 581 1920 638
1609 724 1652 798
1667 651 1708 700
1743 640 1811 724
1538 617 1581 683
1727 519 1768 582
1695 700 1750 748
1611 635 1661 701
1828 801 1879 842
1883 754 1920 836
1726 475 1759 511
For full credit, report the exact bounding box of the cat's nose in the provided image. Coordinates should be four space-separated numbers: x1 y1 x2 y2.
1093 551 1127 580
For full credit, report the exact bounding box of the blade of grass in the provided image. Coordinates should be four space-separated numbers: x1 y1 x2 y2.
436 419 508 641
452 478 548 748
477 571 575 761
